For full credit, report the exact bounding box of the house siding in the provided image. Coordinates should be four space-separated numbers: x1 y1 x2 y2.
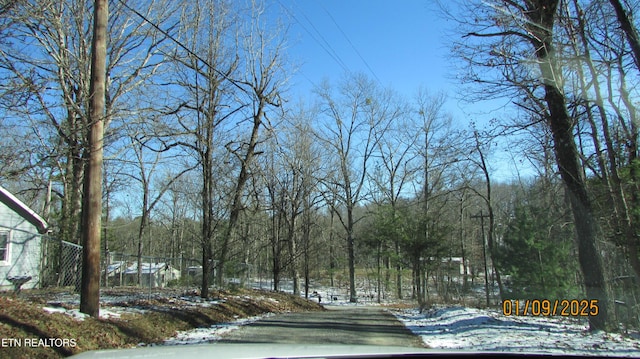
0 201 42 290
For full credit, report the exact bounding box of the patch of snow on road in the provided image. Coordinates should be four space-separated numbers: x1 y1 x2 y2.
163 312 276 345
390 306 640 357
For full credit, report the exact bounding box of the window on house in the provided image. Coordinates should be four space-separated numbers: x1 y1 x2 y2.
0 231 8 263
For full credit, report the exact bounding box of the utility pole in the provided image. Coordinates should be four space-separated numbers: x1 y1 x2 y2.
471 211 490 307
80 0 108 317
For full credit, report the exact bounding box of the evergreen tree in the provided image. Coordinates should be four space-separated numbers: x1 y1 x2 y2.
497 204 580 300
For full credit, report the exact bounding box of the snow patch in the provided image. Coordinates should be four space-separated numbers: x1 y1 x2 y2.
43 307 88 321
390 306 640 357
43 306 139 320
162 312 275 345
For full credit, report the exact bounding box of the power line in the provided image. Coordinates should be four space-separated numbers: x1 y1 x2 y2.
294 3 350 73
115 0 248 95
277 0 350 74
320 4 382 85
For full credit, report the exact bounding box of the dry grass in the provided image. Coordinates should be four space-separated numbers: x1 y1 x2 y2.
0 287 323 358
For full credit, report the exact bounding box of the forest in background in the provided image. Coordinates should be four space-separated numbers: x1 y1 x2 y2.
1 0 640 331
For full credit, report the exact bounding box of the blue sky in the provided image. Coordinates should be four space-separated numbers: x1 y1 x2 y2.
271 0 532 182
276 0 452 101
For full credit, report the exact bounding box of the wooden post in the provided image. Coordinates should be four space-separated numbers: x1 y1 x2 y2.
80 0 108 318
471 211 490 307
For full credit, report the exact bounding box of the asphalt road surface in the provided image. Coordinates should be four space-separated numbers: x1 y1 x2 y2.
219 306 425 347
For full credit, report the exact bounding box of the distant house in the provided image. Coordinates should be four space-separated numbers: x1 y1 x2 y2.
443 257 468 276
123 262 180 288
105 261 127 286
186 261 217 284
426 256 468 276
0 186 48 291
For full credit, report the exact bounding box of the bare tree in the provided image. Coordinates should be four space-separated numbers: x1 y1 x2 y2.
315 73 398 302
560 0 640 282
216 0 288 286
0 0 174 245
367 92 421 300
445 0 609 330
120 131 194 285
157 0 287 294
253 103 321 294
262 147 287 291
160 0 241 298
608 0 640 73
470 130 504 301
415 90 460 303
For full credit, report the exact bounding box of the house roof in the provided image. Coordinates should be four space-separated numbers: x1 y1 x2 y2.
124 262 168 275
0 186 48 234
107 261 125 274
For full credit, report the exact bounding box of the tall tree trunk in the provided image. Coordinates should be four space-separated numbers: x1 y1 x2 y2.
271 197 282 292
272 217 281 292
288 222 300 296
459 192 468 292
413 256 423 306
61 148 84 247
217 100 264 286
329 209 336 288
303 197 311 299
201 237 212 297
569 0 640 282
614 63 640 282
524 0 608 330
201 143 214 298
609 0 640 74
377 242 382 303
347 207 357 302
136 185 148 286
474 132 505 301
395 241 402 299
102 174 110 287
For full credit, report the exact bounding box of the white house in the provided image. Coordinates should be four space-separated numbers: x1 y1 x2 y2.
123 262 180 288
105 261 127 286
0 186 48 291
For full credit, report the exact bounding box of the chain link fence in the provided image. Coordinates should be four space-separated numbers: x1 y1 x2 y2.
103 252 254 288
34 236 254 290
102 252 201 288
40 236 83 289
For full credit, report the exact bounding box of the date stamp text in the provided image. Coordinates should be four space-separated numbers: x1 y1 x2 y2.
502 299 599 317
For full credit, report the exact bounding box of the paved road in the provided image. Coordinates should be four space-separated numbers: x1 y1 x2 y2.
219 306 424 347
